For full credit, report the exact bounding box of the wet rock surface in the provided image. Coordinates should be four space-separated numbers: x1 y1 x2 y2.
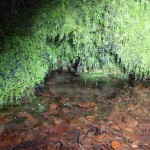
0 72 150 150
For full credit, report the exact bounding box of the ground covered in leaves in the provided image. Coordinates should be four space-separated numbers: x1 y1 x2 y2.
0 72 150 150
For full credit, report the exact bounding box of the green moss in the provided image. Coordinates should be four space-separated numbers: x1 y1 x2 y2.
0 0 150 106
105 0 150 78
80 53 128 81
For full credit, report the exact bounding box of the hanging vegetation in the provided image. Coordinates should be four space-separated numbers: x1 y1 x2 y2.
0 0 149 106
104 0 150 78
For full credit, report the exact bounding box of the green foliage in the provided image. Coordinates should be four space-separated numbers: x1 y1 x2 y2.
81 53 128 81
0 0 150 106
104 0 150 78
0 36 50 105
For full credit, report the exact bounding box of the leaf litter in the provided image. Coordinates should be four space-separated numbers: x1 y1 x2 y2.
0 72 150 150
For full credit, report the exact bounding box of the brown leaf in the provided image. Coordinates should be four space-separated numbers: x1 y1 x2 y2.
49 103 59 110
122 130 139 141
112 125 121 131
93 113 99 117
92 134 106 143
70 118 78 124
75 108 84 116
86 116 96 122
135 107 145 115
138 122 150 134
23 133 34 142
114 143 130 150
62 108 70 114
116 121 127 130
125 127 134 132
54 123 69 135
16 112 38 127
128 104 140 111
131 140 140 148
12 138 22 146
48 136 60 142
140 134 150 145
79 117 90 125
111 112 122 121
53 118 66 125
47 143 61 150
123 116 138 127
0 140 10 148
111 141 121 149
65 112 75 120
43 97 49 102
59 97 69 104
79 102 91 108
81 138 92 147
90 102 97 107
60 139 76 148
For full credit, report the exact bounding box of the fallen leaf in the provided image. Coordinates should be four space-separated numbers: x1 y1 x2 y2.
92 134 106 143
112 125 120 131
123 130 139 141
48 136 60 142
65 112 75 120
12 138 22 146
79 117 90 125
123 116 138 127
49 103 59 110
54 123 69 135
93 113 99 117
16 112 38 127
0 140 10 148
79 102 91 108
111 112 122 121
53 118 66 125
62 108 70 114
59 97 69 104
114 143 130 150
131 140 140 148
47 144 56 150
128 104 140 111
43 97 49 102
116 121 127 130
81 138 92 147
23 133 34 142
125 127 134 132
90 102 97 107
111 141 121 149
86 116 96 122
140 134 150 146
138 122 150 134
70 118 78 124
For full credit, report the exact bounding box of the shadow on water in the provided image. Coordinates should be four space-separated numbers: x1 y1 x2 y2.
38 71 128 117
44 71 127 97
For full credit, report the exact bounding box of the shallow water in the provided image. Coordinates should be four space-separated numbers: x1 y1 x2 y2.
0 71 150 149
44 71 126 99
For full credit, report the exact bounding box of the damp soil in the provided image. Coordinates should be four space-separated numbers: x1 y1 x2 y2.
0 71 150 150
